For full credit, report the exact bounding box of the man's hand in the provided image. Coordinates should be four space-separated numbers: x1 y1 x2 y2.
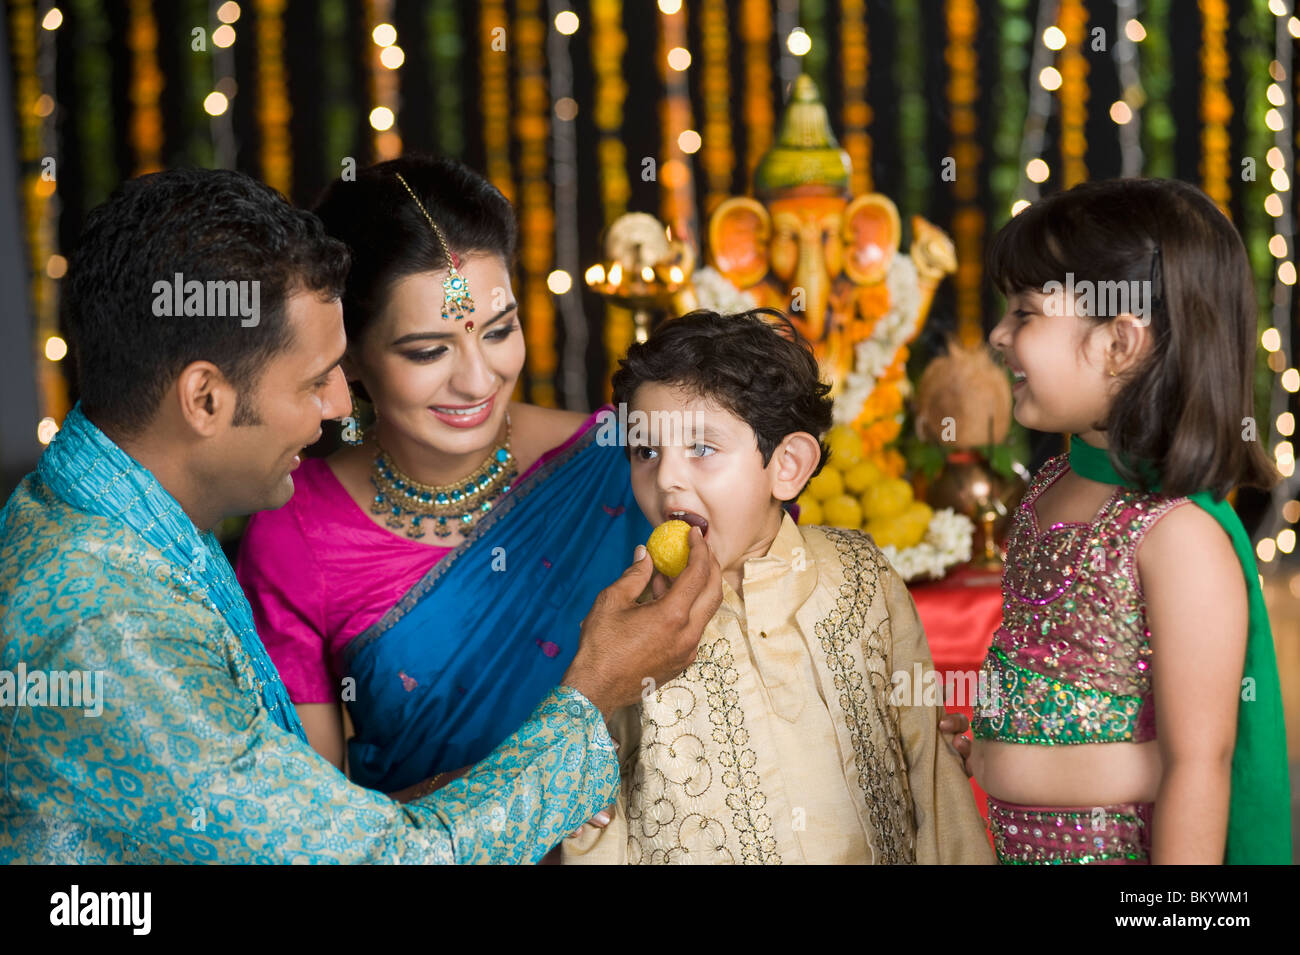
939 711 973 778
562 527 722 717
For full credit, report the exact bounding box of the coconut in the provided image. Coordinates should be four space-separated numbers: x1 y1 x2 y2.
914 339 1012 449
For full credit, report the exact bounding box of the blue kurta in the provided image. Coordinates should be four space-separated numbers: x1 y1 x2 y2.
0 405 618 863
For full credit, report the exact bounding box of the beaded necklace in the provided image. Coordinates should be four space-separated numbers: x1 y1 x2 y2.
369 416 517 540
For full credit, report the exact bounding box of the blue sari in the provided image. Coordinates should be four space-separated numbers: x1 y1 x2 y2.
343 414 652 793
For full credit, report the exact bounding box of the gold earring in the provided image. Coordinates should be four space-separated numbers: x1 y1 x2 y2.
342 388 364 446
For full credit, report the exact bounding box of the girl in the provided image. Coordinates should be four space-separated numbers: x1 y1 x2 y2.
971 177 1290 864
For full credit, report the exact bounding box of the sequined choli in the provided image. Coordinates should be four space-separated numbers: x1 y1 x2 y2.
972 453 1191 745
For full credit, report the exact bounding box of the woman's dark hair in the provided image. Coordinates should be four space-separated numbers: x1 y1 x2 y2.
611 308 834 483
986 177 1278 499
62 167 349 437
311 154 518 347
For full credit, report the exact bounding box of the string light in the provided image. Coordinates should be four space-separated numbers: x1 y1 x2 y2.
554 10 579 35
366 2 402 159
786 27 811 56
546 270 572 294
1260 3 1300 550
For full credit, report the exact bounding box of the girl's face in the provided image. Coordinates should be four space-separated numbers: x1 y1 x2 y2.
988 287 1116 436
349 253 525 459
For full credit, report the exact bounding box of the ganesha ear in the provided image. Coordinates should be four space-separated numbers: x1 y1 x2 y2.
707 197 772 289
842 194 901 286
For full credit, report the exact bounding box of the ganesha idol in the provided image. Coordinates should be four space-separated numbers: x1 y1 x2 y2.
706 74 956 399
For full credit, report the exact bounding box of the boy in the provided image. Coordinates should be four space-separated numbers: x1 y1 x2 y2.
564 309 992 864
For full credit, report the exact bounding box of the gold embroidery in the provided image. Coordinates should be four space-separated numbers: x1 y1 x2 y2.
815 528 916 864
625 636 780 864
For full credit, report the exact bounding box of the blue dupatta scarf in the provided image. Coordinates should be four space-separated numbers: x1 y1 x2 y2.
342 414 652 793
38 402 306 742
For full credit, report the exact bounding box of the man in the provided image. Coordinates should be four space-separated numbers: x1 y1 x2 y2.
0 168 722 863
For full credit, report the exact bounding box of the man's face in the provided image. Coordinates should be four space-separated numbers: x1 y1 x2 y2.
209 290 350 512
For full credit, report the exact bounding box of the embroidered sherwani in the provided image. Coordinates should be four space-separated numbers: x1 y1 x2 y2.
564 514 993 864
0 407 618 864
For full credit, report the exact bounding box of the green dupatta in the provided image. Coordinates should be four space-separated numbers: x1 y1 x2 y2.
1068 434 1291 864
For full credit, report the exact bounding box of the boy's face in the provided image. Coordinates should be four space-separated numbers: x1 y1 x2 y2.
627 382 792 587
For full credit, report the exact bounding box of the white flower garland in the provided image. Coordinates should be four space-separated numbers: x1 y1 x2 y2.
833 255 923 425
691 266 759 315
876 507 974 582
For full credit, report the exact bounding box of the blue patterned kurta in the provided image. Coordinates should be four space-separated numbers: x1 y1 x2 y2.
0 472 619 864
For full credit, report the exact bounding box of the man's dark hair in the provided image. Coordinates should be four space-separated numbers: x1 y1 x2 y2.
61 167 350 436
611 308 834 480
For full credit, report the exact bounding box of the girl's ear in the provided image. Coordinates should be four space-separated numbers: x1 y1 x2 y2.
771 432 823 502
1108 313 1152 376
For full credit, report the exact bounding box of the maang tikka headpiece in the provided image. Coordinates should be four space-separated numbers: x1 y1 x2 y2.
394 172 476 328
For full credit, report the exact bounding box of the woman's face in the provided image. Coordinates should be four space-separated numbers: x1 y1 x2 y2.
351 253 525 458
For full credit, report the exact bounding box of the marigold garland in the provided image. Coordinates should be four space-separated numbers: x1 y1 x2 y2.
514 0 555 406
741 0 773 187
946 0 983 347
840 0 872 195
699 0 733 215
657 2 696 245
591 0 632 397
1199 0 1232 212
128 0 164 175
480 0 514 205
1058 0 1089 187
257 0 292 193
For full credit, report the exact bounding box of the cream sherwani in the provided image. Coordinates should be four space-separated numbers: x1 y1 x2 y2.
564 513 993 864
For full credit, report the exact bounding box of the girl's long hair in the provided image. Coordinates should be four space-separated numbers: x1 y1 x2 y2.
987 178 1278 499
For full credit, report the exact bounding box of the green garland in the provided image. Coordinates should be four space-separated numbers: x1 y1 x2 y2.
991 0 1031 223
185 0 215 169
800 0 828 101
70 0 117 207
1140 0 1175 178
894 0 927 221
1237 0 1279 431
429 0 464 157
319 0 356 175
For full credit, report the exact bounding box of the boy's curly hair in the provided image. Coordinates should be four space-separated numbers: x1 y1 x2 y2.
611 308 834 480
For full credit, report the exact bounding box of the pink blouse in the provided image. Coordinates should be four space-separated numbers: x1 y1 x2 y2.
235 409 604 704
235 457 453 703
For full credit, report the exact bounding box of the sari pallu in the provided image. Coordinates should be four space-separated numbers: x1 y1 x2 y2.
343 416 653 793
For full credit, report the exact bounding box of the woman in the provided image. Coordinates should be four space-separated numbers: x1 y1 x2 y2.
236 155 652 797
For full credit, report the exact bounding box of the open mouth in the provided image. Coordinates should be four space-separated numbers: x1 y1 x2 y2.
1011 370 1027 386
665 508 709 537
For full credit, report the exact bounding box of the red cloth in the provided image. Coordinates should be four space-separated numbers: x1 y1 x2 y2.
906 563 1003 823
